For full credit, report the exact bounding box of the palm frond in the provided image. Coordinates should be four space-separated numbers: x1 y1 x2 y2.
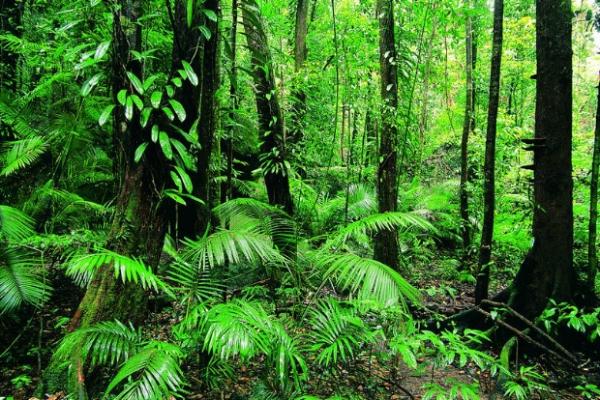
55 320 143 368
66 250 173 296
104 341 186 400
1 136 49 176
0 205 35 242
318 252 421 308
0 248 51 313
213 197 289 224
306 299 373 367
325 211 435 249
182 228 285 270
0 95 40 138
166 259 224 303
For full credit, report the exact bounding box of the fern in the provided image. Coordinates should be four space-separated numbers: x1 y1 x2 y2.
0 205 35 242
104 341 186 400
66 250 173 296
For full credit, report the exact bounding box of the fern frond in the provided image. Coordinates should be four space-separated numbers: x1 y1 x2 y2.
0 248 51 313
0 95 40 138
318 252 421 308
66 250 173 296
1 136 48 176
55 320 143 368
104 341 186 400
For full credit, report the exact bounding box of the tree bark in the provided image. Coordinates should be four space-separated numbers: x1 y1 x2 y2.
588 79 600 291
173 0 220 239
475 0 503 305
39 1 171 394
289 0 309 145
374 0 399 270
241 0 294 216
459 6 475 257
507 0 574 319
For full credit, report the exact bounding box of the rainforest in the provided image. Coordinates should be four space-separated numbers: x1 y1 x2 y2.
1 0 600 399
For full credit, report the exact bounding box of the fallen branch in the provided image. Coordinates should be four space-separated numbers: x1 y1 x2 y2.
481 299 578 364
474 306 578 368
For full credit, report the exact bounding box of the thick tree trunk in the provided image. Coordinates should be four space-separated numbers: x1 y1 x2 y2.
475 0 503 305
242 0 294 217
507 0 574 319
588 80 600 291
374 0 399 270
173 0 220 239
289 0 309 145
40 1 170 394
459 8 475 257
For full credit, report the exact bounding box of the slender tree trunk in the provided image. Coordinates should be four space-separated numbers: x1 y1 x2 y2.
459 7 475 258
290 0 309 144
374 0 399 270
507 0 574 319
241 0 294 218
588 79 600 291
475 0 503 305
221 0 238 203
174 0 220 239
40 0 171 393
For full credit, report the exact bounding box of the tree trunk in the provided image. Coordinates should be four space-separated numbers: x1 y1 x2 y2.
507 0 574 319
39 1 171 394
374 0 399 270
459 7 475 257
241 0 294 216
222 0 238 204
475 0 503 305
588 80 600 291
290 0 309 145
173 0 220 239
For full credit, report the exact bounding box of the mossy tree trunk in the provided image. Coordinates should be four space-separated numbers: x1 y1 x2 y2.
39 0 171 394
289 0 310 145
589 80 600 292
374 0 399 270
475 0 503 304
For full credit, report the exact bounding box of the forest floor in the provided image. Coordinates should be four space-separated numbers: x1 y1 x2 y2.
0 258 593 399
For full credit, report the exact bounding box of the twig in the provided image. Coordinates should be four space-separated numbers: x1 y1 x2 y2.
474 306 577 368
481 299 578 364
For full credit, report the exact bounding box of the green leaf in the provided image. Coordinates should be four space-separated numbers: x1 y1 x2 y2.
94 40 111 60
182 60 198 86
125 97 134 121
171 139 193 169
202 8 217 21
175 166 193 193
169 99 186 122
171 77 183 88
117 89 127 105
134 142 149 163
126 71 144 94
81 73 101 96
164 189 187 205
130 94 143 111
151 91 163 109
162 107 175 121
151 125 159 143
199 25 211 40
143 74 159 91
166 85 175 97
170 170 183 191
140 108 151 128
159 131 173 160
98 105 115 126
